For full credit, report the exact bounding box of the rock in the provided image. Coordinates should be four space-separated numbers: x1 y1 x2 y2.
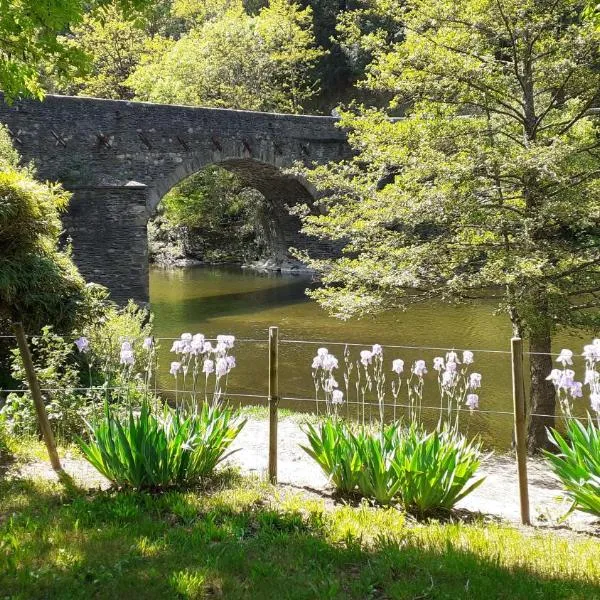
245 256 314 274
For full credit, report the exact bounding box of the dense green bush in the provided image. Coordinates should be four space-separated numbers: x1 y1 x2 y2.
0 415 11 464
303 418 484 515
0 123 92 388
1 326 98 440
80 401 246 489
545 419 600 517
0 126 87 333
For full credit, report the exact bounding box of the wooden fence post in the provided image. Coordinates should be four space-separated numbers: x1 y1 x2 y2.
511 336 530 525
268 326 279 483
13 322 62 472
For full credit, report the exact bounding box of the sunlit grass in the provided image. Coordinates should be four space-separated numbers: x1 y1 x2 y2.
1 456 599 599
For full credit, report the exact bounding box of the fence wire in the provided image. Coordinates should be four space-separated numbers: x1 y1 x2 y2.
0 332 595 423
0 332 583 356
0 384 589 421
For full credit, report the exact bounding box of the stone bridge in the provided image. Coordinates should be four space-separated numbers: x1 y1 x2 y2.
0 95 350 303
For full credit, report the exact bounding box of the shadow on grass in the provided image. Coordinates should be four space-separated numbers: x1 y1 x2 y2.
1 474 599 600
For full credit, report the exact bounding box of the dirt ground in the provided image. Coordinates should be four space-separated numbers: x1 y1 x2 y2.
8 416 600 535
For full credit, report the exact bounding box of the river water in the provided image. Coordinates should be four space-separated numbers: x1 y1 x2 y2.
150 265 587 449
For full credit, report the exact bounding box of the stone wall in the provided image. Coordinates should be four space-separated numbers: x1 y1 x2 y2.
62 186 150 303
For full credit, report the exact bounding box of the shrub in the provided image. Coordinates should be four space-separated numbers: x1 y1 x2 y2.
80 297 153 382
79 401 246 489
0 126 87 334
302 418 484 515
301 418 362 495
391 425 485 517
0 415 11 464
1 326 102 441
544 419 600 517
2 299 153 443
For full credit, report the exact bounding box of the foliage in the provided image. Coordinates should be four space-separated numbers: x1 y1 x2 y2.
80 297 153 381
153 166 270 265
0 127 88 334
79 401 246 489
302 418 362 494
128 0 325 113
1 298 152 442
2 473 600 599
391 425 485 517
544 418 600 517
59 6 148 99
0 125 19 169
334 0 404 86
302 418 484 515
0 0 151 103
1 326 97 440
297 0 600 449
0 415 10 462
162 166 265 230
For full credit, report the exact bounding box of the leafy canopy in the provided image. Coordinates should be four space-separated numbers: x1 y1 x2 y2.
128 0 325 113
0 0 150 103
299 0 600 338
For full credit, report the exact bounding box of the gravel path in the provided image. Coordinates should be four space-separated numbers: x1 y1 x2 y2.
228 418 600 532
7 416 600 534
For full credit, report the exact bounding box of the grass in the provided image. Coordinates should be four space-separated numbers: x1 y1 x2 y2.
1 447 600 600
238 404 321 425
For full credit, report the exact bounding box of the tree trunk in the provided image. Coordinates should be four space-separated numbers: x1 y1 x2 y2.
527 330 556 453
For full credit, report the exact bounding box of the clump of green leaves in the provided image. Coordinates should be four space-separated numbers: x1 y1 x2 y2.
544 419 600 517
0 0 153 103
1 326 94 441
302 418 363 495
392 425 485 517
79 401 246 489
303 418 484 515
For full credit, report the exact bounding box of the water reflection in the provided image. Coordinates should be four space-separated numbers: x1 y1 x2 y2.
150 265 586 450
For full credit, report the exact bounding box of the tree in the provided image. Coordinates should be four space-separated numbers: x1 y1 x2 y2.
153 165 269 262
128 0 324 113
162 166 254 229
58 6 148 100
0 0 149 103
297 0 600 451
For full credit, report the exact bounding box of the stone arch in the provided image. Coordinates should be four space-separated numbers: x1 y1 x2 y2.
151 155 321 265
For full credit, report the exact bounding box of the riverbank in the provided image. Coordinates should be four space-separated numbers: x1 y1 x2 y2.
6 414 599 535
148 214 265 268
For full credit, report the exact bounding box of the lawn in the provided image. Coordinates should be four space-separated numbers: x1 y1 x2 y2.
1 457 599 599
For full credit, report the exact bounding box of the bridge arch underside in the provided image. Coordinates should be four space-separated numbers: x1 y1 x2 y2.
63 158 332 305
154 157 327 266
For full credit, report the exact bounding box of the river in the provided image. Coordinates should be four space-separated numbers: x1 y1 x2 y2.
150 265 587 450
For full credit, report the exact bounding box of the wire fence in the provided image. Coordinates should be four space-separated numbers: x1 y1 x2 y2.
3 325 598 526
0 333 574 356
0 333 592 424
